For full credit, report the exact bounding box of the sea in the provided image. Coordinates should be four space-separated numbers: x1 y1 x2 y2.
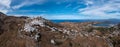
50 19 120 27
50 20 92 23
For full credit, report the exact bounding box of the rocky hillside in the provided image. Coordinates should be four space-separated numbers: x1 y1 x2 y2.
0 12 119 47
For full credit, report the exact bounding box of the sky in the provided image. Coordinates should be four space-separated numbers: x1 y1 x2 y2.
0 0 120 20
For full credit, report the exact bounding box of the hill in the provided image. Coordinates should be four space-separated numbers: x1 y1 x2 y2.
0 12 119 47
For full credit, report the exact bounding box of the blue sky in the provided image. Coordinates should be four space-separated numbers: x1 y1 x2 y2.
0 0 120 19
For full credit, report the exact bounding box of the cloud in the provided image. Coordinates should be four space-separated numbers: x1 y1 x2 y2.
12 0 79 9
0 0 47 13
10 9 47 13
0 0 12 13
1 0 119 19
12 0 46 9
79 0 120 18
0 9 9 14
40 14 94 20
12 1 27 9
65 4 72 8
8 13 92 20
0 0 11 8
84 0 94 6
